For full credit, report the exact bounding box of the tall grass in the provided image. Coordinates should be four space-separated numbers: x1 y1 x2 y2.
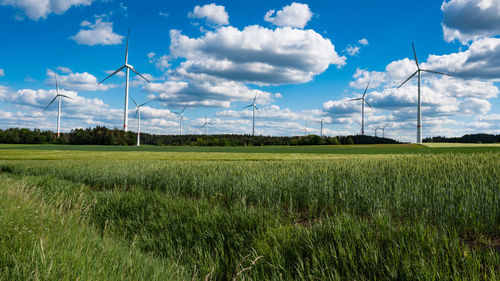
1 151 499 280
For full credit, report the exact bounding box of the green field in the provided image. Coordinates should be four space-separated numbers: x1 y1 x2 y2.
0 144 499 280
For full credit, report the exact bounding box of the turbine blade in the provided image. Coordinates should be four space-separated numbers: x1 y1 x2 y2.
397 70 418 89
412 42 420 69
421 69 452 76
125 29 130 64
127 66 151 83
181 106 186 113
254 105 259 111
130 96 139 107
243 105 253 109
253 93 257 104
363 80 371 98
54 74 59 95
364 99 375 111
201 122 207 128
140 101 152 107
99 65 125 84
59 94 73 99
321 113 327 121
348 98 363 102
43 96 58 111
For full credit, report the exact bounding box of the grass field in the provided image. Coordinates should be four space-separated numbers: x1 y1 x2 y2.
0 144 499 280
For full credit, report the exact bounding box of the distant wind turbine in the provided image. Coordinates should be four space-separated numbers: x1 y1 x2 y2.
173 106 186 135
131 96 151 147
348 81 374 136
243 93 259 136
316 113 328 138
397 43 452 144
372 127 378 137
44 74 72 138
99 29 151 132
379 124 388 138
200 113 213 135
303 121 309 135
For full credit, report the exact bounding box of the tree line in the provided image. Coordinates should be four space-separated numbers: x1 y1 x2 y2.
0 127 400 146
424 134 500 143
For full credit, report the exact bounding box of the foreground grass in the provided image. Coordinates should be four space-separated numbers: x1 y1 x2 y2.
1 149 500 280
0 175 189 280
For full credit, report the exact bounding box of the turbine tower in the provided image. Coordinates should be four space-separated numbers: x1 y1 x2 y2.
243 93 259 136
44 74 72 138
131 97 151 147
173 106 186 135
348 81 373 135
303 121 309 135
372 127 378 137
398 43 451 143
99 29 151 132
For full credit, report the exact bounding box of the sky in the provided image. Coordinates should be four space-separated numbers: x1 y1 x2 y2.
0 0 499 142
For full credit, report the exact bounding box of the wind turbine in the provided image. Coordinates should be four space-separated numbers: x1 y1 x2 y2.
303 121 309 135
131 97 151 146
316 113 328 138
379 124 388 138
99 29 151 132
243 93 259 136
397 42 452 143
200 113 213 135
372 127 378 137
173 106 186 135
348 81 374 136
44 74 72 138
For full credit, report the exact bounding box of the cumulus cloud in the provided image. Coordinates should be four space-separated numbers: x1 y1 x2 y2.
345 45 360 56
188 3 229 26
70 16 123 46
169 26 345 85
358 38 369 45
0 0 93 20
264 2 313 29
143 78 273 108
441 0 500 43
425 37 500 81
46 68 116 91
0 68 4 76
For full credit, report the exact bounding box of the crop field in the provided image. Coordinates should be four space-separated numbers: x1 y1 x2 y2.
0 144 499 280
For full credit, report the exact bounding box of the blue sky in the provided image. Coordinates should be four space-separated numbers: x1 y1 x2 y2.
1 0 499 141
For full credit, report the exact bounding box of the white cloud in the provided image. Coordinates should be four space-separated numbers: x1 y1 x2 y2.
188 3 229 26
441 0 500 43
0 0 93 20
0 68 4 76
169 26 345 85
46 68 116 91
147 52 170 70
425 37 500 81
264 2 313 29
345 45 360 56
70 16 123 46
143 78 273 108
159 11 169 18
358 38 369 45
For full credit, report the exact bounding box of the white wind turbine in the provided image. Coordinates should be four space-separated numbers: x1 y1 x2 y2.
397 43 452 143
131 97 151 147
99 29 151 132
243 93 259 136
200 113 213 135
379 123 388 138
316 113 328 138
303 121 310 135
348 81 374 136
173 106 187 135
44 74 72 138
